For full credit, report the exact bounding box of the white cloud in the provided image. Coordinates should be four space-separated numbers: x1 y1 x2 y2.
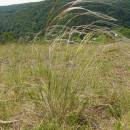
0 0 42 6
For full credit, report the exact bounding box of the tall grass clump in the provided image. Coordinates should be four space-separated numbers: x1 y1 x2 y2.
28 0 126 129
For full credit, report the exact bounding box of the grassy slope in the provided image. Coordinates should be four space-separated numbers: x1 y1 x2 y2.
0 41 130 129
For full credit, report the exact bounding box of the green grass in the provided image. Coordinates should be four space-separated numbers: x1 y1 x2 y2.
0 41 130 130
117 27 130 39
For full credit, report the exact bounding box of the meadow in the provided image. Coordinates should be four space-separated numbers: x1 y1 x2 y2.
0 40 130 130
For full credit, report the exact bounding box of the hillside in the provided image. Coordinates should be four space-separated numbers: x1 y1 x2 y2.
0 0 130 129
0 0 130 41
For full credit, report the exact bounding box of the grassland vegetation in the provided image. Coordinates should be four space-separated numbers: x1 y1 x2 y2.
0 40 130 129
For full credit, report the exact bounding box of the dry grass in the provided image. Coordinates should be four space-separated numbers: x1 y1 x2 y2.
0 40 130 130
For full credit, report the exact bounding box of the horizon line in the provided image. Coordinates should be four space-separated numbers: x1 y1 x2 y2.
0 0 44 6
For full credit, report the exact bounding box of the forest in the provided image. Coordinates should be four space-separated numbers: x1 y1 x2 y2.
0 0 130 42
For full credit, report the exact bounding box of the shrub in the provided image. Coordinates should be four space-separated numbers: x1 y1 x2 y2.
0 32 16 43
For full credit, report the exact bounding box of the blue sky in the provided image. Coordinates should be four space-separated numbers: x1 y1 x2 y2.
0 0 42 6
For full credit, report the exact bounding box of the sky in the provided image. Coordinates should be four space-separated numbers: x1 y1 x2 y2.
0 0 42 6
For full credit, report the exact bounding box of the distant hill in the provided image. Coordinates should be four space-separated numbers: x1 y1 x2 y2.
0 0 130 41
